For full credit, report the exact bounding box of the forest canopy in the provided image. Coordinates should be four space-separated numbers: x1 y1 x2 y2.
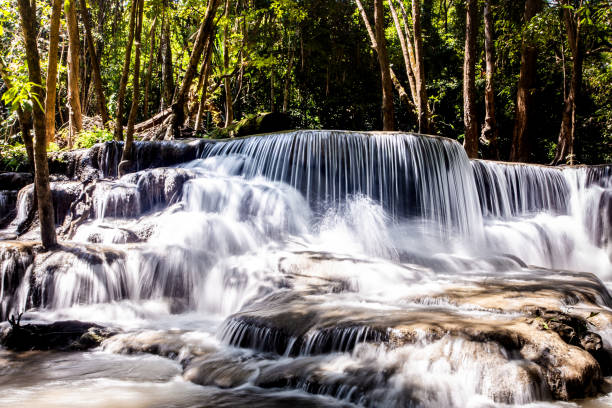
0 0 611 170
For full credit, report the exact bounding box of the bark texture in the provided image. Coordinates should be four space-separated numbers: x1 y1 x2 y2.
45 0 62 149
65 0 83 146
463 0 479 158
166 0 221 139
355 0 413 114
374 0 395 130
223 0 233 128
79 0 110 127
411 0 429 133
17 0 57 248
143 17 157 118
510 0 543 162
481 0 499 159
119 0 144 175
114 0 137 141
161 11 174 110
552 0 583 165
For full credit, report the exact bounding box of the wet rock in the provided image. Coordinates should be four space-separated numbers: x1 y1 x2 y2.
216 252 611 401
0 190 17 227
0 172 32 190
0 241 36 320
122 167 198 213
26 243 128 310
0 319 115 351
51 140 211 180
102 329 217 362
209 112 293 139
12 181 82 234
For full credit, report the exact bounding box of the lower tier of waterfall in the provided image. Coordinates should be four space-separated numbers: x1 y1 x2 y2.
0 130 611 408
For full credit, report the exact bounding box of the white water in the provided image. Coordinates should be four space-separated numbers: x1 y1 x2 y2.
1 131 611 407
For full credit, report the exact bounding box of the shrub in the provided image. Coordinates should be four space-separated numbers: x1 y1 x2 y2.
74 128 113 149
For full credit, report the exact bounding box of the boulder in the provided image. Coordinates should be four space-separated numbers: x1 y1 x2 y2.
0 319 115 351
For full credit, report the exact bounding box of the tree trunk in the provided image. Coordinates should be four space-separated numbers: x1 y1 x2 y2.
161 7 174 110
46 0 62 149
114 0 137 141
388 0 417 108
510 0 542 162
481 0 499 159
143 17 157 118
195 37 214 132
65 0 83 147
270 71 276 113
552 1 583 165
166 0 221 139
412 0 429 133
119 0 144 176
463 0 479 158
282 48 294 113
17 0 57 248
223 0 233 128
79 0 109 127
355 0 413 113
374 0 394 130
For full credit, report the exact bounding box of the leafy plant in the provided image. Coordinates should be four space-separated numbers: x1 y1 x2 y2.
74 128 114 149
0 142 28 171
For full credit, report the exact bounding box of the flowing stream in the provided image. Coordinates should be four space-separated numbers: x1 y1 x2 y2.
0 130 611 407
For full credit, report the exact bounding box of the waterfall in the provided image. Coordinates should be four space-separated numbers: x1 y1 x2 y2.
200 130 484 239
471 160 570 217
1 131 612 408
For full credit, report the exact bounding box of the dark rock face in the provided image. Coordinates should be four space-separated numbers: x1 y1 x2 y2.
13 182 82 234
122 167 198 214
0 320 115 351
0 242 35 320
209 113 293 139
49 140 210 181
0 172 33 191
0 191 17 228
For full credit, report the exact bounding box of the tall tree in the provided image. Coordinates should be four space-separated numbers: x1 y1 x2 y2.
388 0 417 109
79 0 110 127
65 0 83 146
166 0 221 139
552 0 583 165
160 7 174 110
355 0 413 114
114 0 137 141
194 37 214 132
223 0 233 128
481 0 499 159
119 0 144 175
374 0 394 130
510 0 543 162
463 0 479 158
143 17 157 118
410 0 429 133
16 0 57 248
46 0 63 148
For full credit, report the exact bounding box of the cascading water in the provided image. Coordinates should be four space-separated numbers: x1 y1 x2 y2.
1 130 611 408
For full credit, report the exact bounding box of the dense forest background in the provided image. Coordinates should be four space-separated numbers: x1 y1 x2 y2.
0 0 611 169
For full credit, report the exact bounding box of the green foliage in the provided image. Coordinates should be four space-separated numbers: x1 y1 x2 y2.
74 128 114 149
0 141 28 171
0 0 609 164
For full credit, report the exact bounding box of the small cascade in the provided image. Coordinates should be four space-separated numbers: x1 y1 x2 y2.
201 131 484 238
471 160 570 217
